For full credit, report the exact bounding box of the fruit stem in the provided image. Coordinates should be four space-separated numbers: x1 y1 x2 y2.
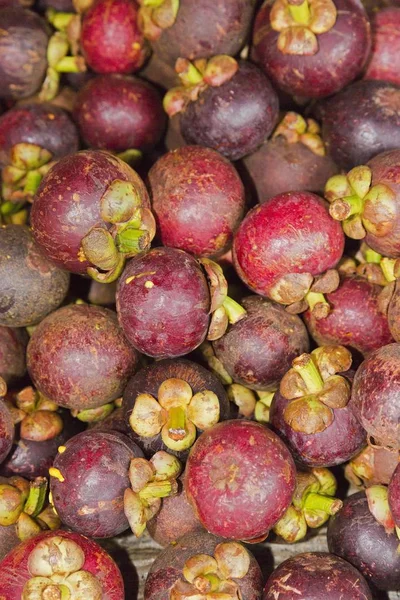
292 354 324 394
139 480 175 500
167 406 187 441
303 492 342 515
305 291 329 312
55 56 85 73
288 0 310 24
222 296 246 324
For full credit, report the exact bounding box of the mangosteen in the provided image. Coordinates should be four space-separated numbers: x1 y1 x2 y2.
0 326 28 385
365 7 400 86
346 445 399 489
0 379 13 465
389 462 400 526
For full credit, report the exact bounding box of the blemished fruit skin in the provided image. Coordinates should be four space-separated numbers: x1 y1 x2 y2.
263 552 373 599
364 7 400 86
0 326 28 385
0 530 124 600
148 146 245 258
116 247 210 359
0 402 13 465
50 430 143 538
232 192 345 300
74 75 166 153
145 531 263 600
252 0 371 100
185 420 296 541
349 343 400 449
388 280 400 341
328 492 400 591
389 462 400 527
27 304 139 411
212 296 310 391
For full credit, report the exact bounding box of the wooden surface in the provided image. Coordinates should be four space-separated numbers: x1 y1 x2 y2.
101 528 400 600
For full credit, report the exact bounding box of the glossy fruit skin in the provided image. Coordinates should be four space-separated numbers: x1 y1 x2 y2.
388 280 400 341
243 136 338 203
123 358 230 459
185 420 296 541
151 0 256 66
328 492 400 591
0 327 27 385
30 150 150 274
270 389 366 468
27 304 139 411
0 225 70 328
232 192 345 299
74 74 166 153
321 80 400 170
50 430 143 538
304 276 394 356
148 146 245 258
0 409 84 478
0 529 124 599
264 551 372 599
179 61 279 161
0 403 13 465
116 247 210 358
252 0 371 99
350 343 400 449
145 530 263 600
81 0 148 74
365 7 400 86
0 103 78 167
389 463 400 526
0 8 48 100
212 296 310 391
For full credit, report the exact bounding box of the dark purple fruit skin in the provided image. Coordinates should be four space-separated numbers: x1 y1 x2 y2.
151 0 256 67
364 7 400 86
27 304 139 411
0 225 70 328
50 430 143 538
328 492 400 591
242 136 338 203
179 61 279 161
212 296 310 391
0 409 85 478
145 531 263 600
90 407 129 435
148 146 245 258
264 551 372 599
389 463 400 527
0 403 13 465
304 276 394 356
321 80 400 170
0 327 27 385
123 358 230 459
30 150 150 274
116 247 210 358
0 8 49 100
0 103 79 167
270 389 366 468
147 474 203 547
0 476 21 561
74 75 166 153
253 0 371 100
350 343 400 449
388 280 400 341
41 0 73 11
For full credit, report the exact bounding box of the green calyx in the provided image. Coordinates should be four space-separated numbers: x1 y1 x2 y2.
273 112 326 156
71 401 116 423
325 166 396 240
138 0 179 41
7 386 63 443
79 179 156 283
227 385 275 423
355 243 400 286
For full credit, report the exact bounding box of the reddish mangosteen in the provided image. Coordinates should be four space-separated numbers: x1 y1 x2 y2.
0 529 124 599
0 386 85 479
0 326 28 385
389 463 400 526
27 303 139 411
140 0 256 67
350 343 400 449
81 0 149 74
123 358 230 458
164 58 279 161
269 346 366 467
304 276 394 356
365 7 400 86
148 146 245 258
50 429 143 537
145 531 263 600
320 80 400 170
328 491 400 591
232 191 345 316
185 420 296 541
74 74 166 154
31 149 154 282
346 444 399 489
0 379 13 465
117 247 246 358
243 112 338 203
210 296 310 391
252 0 371 99
0 225 70 328
264 552 372 599
0 103 79 207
